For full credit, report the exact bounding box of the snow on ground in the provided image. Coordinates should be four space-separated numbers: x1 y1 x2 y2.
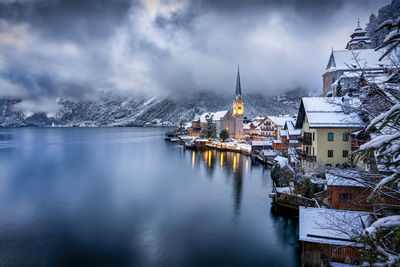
274 156 288 168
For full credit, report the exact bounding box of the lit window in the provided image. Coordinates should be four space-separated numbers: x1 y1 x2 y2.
328 133 334 141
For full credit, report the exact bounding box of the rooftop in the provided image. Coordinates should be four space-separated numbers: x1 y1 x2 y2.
198 110 230 123
299 207 371 246
325 49 390 72
296 97 364 128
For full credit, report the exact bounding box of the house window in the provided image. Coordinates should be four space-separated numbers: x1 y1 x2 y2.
328 133 334 141
312 147 315 156
343 133 348 141
312 132 315 141
328 150 333 157
343 150 348 158
339 193 353 203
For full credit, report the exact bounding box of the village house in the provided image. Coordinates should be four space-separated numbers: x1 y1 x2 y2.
295 97 364 170
259 115 293 138
322 21 391 97
243 121 261 136
299 207 372 267
326 171 373 212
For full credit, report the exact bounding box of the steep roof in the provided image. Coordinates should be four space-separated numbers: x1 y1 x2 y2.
199 110 230 123
267 115 293 127
346 21 372 49
295 97 364 128
235 66 242 100
325 49 390 72
299 207 371 246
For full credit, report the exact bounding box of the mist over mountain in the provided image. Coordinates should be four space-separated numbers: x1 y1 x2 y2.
0 89 311 127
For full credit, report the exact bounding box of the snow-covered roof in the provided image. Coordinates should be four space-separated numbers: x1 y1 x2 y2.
198 110 229 123
325 49 390 72
251 141 272 146
273 139 282 144
243 123 251 130
296 97 364 128
289 129 301 136
274 156 288 168
285 120 296 130
262 149 277 157
268 116 293 127
299 207 371 246
326 172 366 187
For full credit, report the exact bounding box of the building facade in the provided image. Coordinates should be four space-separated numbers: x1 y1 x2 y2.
322 21 391 96
295 97 364 170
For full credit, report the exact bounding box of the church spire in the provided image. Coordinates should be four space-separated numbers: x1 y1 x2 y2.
235 64 242 100
346 19 372 50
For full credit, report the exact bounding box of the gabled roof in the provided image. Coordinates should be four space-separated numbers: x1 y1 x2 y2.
325 49 390 72
265 115 293 127
299 207 371 246
235 66 242 100
198 110 230 123
295 97 364 128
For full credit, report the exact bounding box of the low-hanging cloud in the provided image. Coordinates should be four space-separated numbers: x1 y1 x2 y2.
0 0 391 111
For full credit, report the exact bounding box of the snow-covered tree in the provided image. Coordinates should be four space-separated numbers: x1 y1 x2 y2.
351 17 400 266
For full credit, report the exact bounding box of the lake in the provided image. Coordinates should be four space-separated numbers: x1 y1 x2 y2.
0 127 298 267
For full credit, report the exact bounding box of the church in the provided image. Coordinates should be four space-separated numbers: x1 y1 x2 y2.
232 66 244 139
322 20 391 97
186 66 245 139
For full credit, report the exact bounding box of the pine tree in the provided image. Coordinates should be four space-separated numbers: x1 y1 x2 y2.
336 81 342 97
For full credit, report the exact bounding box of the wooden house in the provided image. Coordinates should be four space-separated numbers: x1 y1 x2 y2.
299 207 372 267
326 171 373 212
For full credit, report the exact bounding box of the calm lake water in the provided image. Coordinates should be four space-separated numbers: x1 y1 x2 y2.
0 127 298 267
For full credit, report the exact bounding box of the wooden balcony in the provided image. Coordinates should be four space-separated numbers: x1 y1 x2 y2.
298 136 312 145
297 150 316 162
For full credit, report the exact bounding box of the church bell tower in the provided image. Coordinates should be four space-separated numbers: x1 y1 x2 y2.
233 65 244 139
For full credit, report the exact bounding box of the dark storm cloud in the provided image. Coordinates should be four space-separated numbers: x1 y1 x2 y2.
0 0 133 41
0 0 392 112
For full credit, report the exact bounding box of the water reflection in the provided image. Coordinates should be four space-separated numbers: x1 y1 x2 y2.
190 149 248 223
0 128 299 267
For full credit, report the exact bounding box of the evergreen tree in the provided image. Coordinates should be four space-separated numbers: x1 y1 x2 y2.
200 116 216 139
336 81 342 97
219 129 229 141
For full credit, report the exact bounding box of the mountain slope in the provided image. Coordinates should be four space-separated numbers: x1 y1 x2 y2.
0 90 308 127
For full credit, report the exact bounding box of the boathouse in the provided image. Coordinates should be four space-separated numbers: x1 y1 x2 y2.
299 207 372 267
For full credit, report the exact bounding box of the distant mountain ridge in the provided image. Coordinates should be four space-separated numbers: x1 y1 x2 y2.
0 89 311 127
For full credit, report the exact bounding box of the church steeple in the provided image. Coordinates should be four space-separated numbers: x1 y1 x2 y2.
235 65 242 100
346 19 372 50
233 65 243 117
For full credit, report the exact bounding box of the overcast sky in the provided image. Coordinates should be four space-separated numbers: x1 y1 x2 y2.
0 0 391 108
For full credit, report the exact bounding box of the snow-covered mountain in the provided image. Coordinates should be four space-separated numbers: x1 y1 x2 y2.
0 90 310 127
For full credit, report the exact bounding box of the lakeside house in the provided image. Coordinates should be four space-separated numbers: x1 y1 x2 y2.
259 115 293 138
295 97 364 170
326 170 373 212
243 121 261 136
299 207 372 267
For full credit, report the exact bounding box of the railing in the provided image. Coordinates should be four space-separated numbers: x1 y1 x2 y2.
298 136 312 145
271 182 320 209
296 150 316 162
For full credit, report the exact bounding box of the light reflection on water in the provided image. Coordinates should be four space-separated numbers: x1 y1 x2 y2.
0 128 299 267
